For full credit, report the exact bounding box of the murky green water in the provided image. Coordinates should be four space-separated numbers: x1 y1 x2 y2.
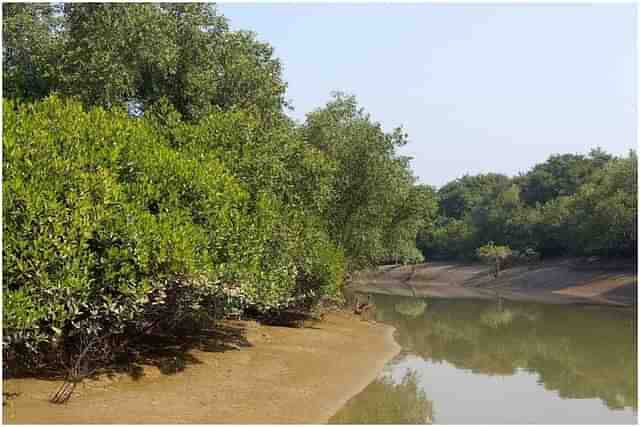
330 294 637 424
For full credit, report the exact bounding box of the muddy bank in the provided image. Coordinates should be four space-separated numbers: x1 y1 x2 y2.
347 259 637 306
3 311 400 424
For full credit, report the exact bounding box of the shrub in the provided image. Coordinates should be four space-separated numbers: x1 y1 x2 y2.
476 242 513 277
3 96 344 374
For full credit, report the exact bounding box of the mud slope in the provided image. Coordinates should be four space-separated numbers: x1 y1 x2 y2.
348 259 637 306
3 312 400 424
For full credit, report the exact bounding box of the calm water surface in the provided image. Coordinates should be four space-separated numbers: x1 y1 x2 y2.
330 294 637 424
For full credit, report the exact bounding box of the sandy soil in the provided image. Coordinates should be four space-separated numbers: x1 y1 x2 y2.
3 311 400 424
348 259 637 306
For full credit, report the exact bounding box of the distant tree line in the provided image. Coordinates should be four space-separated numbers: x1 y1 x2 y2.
418 148 637 260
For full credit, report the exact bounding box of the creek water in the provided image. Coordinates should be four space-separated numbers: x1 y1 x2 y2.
330 294 637 424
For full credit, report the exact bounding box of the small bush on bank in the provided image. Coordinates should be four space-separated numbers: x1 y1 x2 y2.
476 242 513 277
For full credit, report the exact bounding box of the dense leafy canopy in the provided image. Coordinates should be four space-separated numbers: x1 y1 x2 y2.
303 93 426 268
3 3 287 122
3 4 425 374
2 3 64 100
3 97 345 370
418 149 637 260
516 148 613 206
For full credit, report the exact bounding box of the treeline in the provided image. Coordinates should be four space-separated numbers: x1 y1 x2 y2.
3 4 427 374
418 148 637 261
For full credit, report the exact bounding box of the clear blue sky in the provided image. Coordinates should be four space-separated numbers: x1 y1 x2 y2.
218 3 637 187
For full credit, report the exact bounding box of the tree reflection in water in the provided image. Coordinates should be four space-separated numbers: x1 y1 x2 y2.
395 300 427 318
330 369 434 424
370 294 637 411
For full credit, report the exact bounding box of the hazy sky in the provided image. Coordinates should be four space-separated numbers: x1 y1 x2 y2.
218 3 637 187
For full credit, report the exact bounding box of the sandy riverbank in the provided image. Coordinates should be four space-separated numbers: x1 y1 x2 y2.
3 311 400 424
347 259 637 306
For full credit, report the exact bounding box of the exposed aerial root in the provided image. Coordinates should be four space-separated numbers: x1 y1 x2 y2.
50 380 76 404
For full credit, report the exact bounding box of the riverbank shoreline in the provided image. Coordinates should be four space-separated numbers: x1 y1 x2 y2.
347 259 637 306
3 311 400 424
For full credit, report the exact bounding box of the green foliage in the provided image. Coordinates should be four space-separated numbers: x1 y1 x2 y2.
517 148 613 206
3 3 287 123
476 242 513 262
476 242 513 276
533 196 574 256
2 3 64 100
381 185 436 265
418 149 637 261
568 151 637 257
61 3 175 109
212 29 289 123
2 96 344 372
3 18 429 372
303 92 428 268
438 173 511 219
418 217 476 260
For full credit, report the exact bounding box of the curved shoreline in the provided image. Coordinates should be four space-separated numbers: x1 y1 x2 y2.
3 311 400 424
318 319 401 423
347 260 637 306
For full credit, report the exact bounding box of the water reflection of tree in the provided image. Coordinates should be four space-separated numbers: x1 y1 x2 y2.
372 295 637 411
330 370 434 424
395 300 427 318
